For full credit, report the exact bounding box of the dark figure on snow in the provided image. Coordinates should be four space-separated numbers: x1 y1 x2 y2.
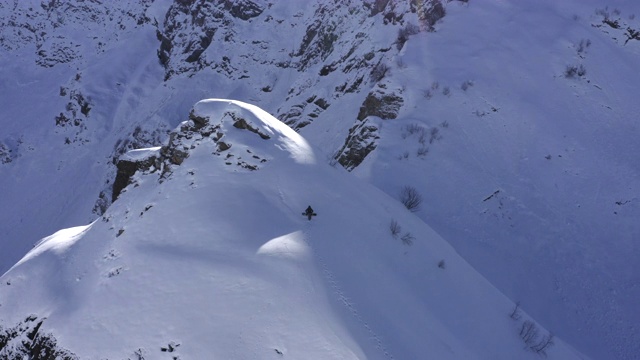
303 206 317 221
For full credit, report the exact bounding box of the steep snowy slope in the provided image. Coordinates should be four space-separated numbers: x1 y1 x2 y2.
348 2 640 359
0 99 585 359
1 0 639 358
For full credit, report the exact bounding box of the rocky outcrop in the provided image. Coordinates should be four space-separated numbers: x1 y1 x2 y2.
335 119 380 170
357 86 404 121
334 82 404 170
0 315 77 360
0 142 16 164
112 104 275 201
112 154 161 202
0 0 152 67
415 0 446 31
55 87 91 128
278 95 331 131
157 0 265 80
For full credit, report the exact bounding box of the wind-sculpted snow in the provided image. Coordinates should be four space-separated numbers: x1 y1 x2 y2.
193 99 316 165
12 224 93 269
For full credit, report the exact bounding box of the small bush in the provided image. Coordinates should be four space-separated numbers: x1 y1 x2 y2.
520 320 540 347
403 123 423 136
564 64 586 78
511 307 555 356
509 301 522 320
438 260 446 269
418 130 427 144
429 127 440 143
533 333 555 356
577 65 587 76
442 86 451 96
576 39 591 54
400 232 414 246
400 186 422 212
417 146 429 157
460 80 474 91
389 219 402 237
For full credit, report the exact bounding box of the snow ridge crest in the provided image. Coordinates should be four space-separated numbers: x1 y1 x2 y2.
112 99 315 201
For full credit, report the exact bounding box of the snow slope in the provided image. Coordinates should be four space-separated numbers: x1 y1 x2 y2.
348 2 640 359
0 99 585 359
1 0 639 358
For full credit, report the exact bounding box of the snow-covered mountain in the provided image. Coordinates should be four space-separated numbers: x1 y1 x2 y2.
1 0 639 359
0 99 585 359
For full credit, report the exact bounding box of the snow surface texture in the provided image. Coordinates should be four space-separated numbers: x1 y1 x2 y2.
1 0 639 358
0 99 585 359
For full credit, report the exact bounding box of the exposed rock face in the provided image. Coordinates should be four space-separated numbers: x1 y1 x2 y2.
154 0 443 133
1 0 454 236
113 158 153 202
157 0 265 80
112 103 276 201
231 115 271 139
332 83 404 170
415 0 446 31
0 142 15 164
0 0 152 67
335 119 380 170
0 315 77 360
357 86 404 121
280 96 332 130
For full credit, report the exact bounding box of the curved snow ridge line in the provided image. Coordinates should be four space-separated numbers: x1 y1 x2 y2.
192 99 317 165
11 222 95 270
301 227 394 360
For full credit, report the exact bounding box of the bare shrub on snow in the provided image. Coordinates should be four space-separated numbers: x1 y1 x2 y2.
510 304 555 356
389 219 401 237
400 232 414 246
417 146 429 158
400 185 422 212
564 64 586 78
460 80 474 91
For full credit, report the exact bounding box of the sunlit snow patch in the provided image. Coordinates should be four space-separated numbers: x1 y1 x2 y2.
256 231 310 260
120 146 161 162
193 99 316 165
13 223 93 267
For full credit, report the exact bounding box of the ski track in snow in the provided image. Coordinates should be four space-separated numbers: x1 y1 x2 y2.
301 223 394 360
276 182 393 358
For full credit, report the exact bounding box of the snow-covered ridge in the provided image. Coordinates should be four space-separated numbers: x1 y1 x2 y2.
192 99 316 165
1 0 640 358
0 99 586 359
113 99 317 202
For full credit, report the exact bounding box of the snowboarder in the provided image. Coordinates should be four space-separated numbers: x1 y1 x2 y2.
303 205 317 221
